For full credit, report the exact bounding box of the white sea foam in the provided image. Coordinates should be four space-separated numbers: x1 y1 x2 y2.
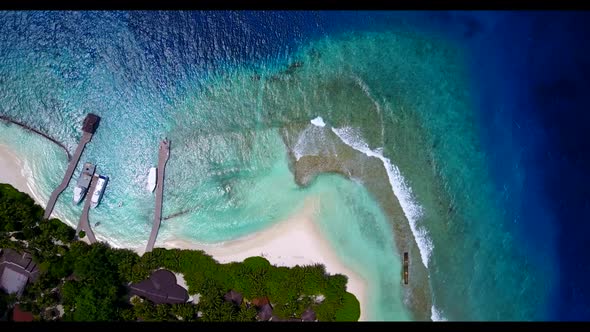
331 126 433 268
293 121 337 161
310 116 326 127
431 305 448 321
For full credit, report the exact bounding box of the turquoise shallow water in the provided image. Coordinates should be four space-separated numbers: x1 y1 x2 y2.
0 12 557 321
0 30 426 320
0 120 410 321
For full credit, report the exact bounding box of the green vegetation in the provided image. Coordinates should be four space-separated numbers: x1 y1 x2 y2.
0 290 14 320
335 292 361 321
78 231 86 239
0 183 360 321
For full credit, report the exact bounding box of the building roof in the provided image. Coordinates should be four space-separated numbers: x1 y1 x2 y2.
12 304 34 322
301 308 317 321
129 269 189 304
223 290 243 307
0 248 39 296
256 304 273 321
1 267 28 295
82 113 100 133
251 296 270 308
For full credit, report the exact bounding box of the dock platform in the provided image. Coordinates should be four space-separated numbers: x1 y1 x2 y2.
145 139 170 253
43 114 100 220
76 174 98 244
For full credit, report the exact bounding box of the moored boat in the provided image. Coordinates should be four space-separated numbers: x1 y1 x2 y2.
91 175 108 208
73 162 96 204
147 167 157 192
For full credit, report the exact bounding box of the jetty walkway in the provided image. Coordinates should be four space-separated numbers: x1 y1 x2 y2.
145 139 170 253
76 174 98 244
43 114 100 220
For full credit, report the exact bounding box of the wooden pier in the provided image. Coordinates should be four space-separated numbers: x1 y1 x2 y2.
145 139 170 253
43 114 100 220
76 174 98 244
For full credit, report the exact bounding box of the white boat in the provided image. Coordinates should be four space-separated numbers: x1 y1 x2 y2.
147 167 157 192
91 175 108 208
73 162 95 204
73 186 86 205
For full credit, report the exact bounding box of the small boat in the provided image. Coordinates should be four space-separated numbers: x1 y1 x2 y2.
74 162 96 204
91 175 109 208
403 252 409 285
73 187 85 205
147 167 157 192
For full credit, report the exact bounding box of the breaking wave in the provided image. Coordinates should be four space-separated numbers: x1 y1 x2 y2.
330 126 434 268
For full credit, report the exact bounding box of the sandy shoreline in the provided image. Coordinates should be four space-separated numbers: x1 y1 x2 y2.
0 143 369 320
161 198 368 320
0 144 36 198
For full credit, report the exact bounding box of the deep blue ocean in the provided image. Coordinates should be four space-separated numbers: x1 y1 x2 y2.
433 11 590 320
318 11 590 320
0 11 589 320
471 11 590 321
420 11 590 320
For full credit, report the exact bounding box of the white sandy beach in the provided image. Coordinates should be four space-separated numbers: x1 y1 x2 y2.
1 143 368 320
0 144 92 245
0 144 35 198
162 198 368 321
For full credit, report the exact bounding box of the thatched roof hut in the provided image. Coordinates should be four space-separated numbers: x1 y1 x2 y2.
223 289 243 307
256 304 273 321
129 269 189 304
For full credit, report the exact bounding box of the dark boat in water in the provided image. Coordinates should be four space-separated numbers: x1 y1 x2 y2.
403 252 409 285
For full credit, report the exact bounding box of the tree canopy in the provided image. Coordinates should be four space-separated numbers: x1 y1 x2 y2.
0 183 360 322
